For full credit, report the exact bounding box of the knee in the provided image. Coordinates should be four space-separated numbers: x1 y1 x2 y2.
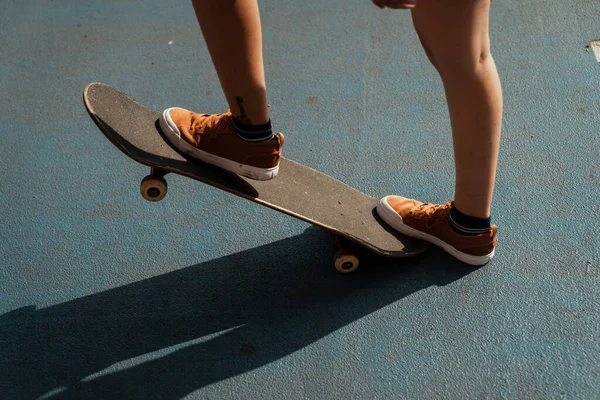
431 44 493 80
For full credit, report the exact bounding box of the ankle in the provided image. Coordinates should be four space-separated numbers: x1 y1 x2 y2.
227 88 269 125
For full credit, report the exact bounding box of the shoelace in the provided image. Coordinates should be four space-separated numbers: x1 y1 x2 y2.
191 112 229 136
411 201 453 227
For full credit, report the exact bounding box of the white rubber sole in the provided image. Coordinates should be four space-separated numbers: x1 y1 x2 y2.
159 108 279 181
377 196 494 266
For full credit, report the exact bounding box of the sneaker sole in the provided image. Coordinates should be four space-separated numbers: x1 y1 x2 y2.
159 108 279 181
377 196 494 266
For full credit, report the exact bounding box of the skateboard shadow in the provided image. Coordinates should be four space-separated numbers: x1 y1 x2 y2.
1 228 475 400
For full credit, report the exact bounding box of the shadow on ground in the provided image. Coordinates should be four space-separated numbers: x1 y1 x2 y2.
1 228 474 399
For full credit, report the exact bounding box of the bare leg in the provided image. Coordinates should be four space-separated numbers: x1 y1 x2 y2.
192 0 269 125
411 0 502 218
158 0 282 181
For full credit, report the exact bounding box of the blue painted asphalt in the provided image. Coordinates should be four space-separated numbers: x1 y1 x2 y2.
1 0 599 398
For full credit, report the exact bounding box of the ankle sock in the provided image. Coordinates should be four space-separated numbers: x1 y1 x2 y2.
449 205 491 236
231 118 274 142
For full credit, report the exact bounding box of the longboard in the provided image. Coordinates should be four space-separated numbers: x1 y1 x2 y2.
83 83 429 272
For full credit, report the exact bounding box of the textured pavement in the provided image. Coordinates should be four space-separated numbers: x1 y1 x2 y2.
1 0 599 399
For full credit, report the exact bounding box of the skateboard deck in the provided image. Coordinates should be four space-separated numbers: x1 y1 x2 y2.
83 83 429 272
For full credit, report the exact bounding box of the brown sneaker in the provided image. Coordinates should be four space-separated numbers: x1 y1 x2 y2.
159 108 284 180
377 196 497 266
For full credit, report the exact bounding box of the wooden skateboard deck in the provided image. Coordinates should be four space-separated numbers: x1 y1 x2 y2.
83 83 429 272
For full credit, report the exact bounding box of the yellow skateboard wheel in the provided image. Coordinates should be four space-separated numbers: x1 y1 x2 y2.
140 175 168 202
334 250 359 273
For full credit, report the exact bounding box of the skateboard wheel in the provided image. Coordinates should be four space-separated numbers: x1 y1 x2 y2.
334 250 359 273
140 175 168 202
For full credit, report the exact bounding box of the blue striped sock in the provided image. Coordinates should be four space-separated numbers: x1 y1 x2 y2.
449 205 491 236
231 118 274 142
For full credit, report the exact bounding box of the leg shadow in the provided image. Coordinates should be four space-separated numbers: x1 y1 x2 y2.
1 227 475 400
